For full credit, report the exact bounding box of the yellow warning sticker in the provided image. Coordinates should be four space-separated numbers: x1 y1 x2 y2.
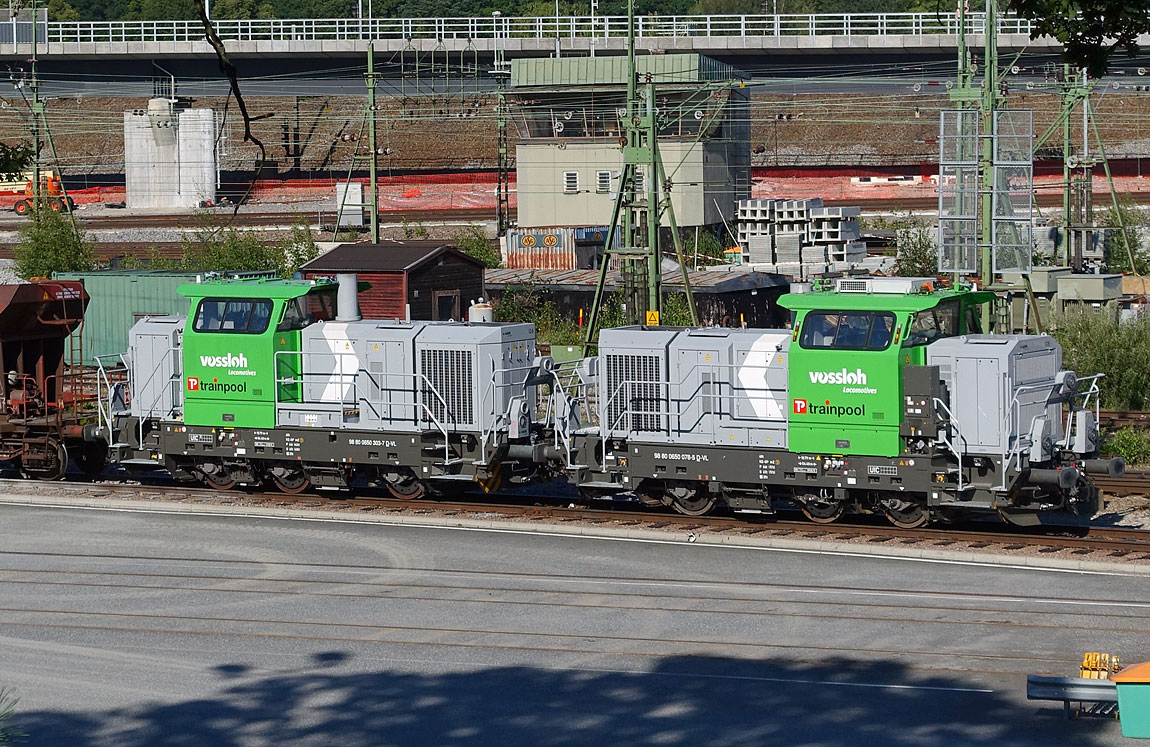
645 310 660 326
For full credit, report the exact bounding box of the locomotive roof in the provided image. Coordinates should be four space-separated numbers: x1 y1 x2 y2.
780 286 995 312
176 277 335 300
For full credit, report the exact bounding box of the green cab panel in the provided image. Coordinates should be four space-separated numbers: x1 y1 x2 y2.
780 281 993 458
177 278 335 429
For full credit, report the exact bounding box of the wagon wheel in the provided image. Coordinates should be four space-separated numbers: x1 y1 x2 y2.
21 437 67 481
668 483 715 517
799 492 845 524
385 472 426 500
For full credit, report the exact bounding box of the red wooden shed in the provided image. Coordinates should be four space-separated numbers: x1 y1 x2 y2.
300 241 486 321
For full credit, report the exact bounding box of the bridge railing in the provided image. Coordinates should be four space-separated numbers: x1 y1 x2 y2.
46 13 1036 44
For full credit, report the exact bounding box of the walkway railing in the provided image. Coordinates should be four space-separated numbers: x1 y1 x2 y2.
43 13 1036 45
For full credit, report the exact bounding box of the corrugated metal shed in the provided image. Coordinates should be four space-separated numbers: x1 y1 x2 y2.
511 54 746 88
53 270 273 364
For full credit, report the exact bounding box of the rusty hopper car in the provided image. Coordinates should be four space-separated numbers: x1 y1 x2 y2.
0 280 97 479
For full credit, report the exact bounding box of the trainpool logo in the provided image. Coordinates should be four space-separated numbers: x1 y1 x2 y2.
200 353 248 368
793 398 808 414
808 368 868 386
187 377 199 391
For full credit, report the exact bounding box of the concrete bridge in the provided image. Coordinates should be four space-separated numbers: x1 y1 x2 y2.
0 13 1093 60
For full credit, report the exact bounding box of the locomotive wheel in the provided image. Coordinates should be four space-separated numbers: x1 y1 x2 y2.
668 484 715 517
199 464 237 491
385 473 426 500
881 496 931 529
270 467 310 495
800 493 845 524
13 199 29 216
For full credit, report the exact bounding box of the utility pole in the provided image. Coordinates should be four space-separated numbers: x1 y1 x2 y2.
491 12 511 235
366 43 380 243
582 0 697 350
24 0 42 213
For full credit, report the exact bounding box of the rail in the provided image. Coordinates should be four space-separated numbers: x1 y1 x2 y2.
39 13 1035 45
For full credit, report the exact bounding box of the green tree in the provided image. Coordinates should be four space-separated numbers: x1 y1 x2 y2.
0 143 33 181
890 222 939 278
210 0 275 18
1004 0 1150 78
1050 310 1150 411
453 225 501 269
181 225 283 274
0 688 23 747
14 203 96 279
1100 202 1150 275
45 0 80 21
124 0 195 20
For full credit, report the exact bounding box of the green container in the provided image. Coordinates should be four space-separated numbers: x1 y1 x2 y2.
1113 663 1150 738
53 270 274 365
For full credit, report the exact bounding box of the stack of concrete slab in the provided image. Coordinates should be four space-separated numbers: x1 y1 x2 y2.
736 197 866 268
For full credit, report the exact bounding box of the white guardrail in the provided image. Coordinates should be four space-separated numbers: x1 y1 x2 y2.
41 13 1036 44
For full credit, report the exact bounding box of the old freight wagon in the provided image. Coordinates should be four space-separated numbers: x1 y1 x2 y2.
300 241 485 321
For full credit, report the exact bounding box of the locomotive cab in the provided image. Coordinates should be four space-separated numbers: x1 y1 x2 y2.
781 277 992 458
178 278 338 429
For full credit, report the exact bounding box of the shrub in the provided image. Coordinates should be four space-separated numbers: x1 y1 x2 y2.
1049 310 1150 411
1102 427 1150 466
453 225 502 269
14 201 96 279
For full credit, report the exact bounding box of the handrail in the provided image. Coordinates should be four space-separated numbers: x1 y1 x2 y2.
271 349 460 466
35 13 1039 45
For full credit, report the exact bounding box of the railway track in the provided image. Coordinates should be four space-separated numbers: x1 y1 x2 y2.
6 475 1149 564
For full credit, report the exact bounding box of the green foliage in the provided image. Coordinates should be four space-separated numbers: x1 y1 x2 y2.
662 292 697 326
209 0 276 17
401 218 429 240
123 0 196 19
867 213 941 277
494 282 581 346
1003 0 1150 78
14 202 96 280
1102 426 1150 466
1100 202 1150 275
123 219 316 279
0 143 34 180
45 0 80 21
276 219 321 278
453 225 502 269
1049 309 1150 411
683 230 729 268
0 687 23 746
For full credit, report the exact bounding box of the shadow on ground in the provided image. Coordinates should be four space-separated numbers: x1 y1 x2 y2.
15 653 1112 746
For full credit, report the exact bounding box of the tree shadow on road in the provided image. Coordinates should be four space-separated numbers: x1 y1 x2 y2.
15 652 1112 746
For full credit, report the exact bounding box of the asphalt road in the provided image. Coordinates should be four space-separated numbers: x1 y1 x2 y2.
0 503 1146 746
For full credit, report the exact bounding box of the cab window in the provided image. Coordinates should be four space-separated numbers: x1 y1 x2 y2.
193 298 273 334
277 290 338 332
904 301 960 346
799 311 896 351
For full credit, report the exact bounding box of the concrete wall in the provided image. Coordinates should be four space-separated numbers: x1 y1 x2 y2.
124 103 217 209
516 139 745 229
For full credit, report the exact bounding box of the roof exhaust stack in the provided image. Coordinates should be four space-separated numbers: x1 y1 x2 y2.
335 273 361 322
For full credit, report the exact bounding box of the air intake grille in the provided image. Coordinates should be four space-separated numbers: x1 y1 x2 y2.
605 353 663 433
837 279 870 293
420 348 474 428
